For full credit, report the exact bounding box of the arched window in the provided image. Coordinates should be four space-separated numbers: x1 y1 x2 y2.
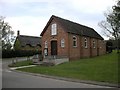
73 36 77 47
51 23 57 35
99 40 101 48
93 39 95 48
84 38 87 48
61 39 65 47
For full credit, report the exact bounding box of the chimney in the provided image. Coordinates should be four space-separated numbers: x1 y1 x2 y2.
17 30 20 36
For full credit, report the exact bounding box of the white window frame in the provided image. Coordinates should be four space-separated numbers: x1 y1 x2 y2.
84 38 87 48
99 40 101 48
93 40 95 48
73 36 77 47
61 39 65 48
51 23 57 35
45 41 48 48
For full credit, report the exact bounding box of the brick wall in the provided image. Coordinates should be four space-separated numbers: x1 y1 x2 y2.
41 19 69 57
98 40 106 55
41 19 106 60
90 38 98 57
81 36 91 58
68 35 106 60
68 33 81 60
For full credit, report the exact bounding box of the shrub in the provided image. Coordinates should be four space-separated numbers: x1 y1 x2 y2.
2 50 42 58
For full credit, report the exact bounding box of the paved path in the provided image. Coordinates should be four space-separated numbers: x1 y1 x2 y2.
10 65 36 70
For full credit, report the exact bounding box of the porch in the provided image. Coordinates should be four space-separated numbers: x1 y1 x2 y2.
43 55 69 65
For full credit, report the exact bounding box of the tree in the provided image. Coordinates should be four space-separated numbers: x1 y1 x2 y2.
106 40 113 53
0 16 15 50
98 0 120 53
14 39 21 50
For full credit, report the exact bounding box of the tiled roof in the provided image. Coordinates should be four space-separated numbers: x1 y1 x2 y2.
41 15 104 40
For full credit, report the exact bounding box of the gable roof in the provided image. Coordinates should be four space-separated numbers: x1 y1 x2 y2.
17 35 41 47
40 15 104 40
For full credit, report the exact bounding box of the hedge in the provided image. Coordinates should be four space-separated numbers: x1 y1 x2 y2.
2 50 42 58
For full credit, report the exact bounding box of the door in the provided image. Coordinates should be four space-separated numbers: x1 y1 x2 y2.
51 41 57 55
97 48 99 56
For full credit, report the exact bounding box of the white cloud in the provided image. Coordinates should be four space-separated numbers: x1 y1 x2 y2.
69 0 115 13
5 16 48 36
0 0 68 4
1 0 116 40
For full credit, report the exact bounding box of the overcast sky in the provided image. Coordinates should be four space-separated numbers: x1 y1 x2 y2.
0 0 116 39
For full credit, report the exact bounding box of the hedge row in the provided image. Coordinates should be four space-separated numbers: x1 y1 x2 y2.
2 50 42 58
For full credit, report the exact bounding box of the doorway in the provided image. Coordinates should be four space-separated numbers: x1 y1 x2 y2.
51 41 57 55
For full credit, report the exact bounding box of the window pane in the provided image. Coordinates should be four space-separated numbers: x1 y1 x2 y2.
73 41 76 46
84 38 87 48
45 41 47 48
93 40 95 48
51 24 57 35
73 36 77 47
61 39 65 47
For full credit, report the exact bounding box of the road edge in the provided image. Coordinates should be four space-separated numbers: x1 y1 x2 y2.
9 68 119 88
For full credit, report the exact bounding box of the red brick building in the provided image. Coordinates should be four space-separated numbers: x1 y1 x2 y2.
40 15 106 60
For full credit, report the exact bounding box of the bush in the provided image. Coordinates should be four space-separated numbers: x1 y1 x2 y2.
106 41 113 53
2 50 42 58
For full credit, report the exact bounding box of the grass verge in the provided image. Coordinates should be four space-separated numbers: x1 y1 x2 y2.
16 51 118 84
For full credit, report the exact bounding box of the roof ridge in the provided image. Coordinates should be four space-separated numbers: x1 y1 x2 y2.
41 15 103 40
52 15 94 30
19 35 41 38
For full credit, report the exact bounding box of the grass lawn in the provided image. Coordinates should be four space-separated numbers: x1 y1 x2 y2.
16 51 119 84
8 60 33 67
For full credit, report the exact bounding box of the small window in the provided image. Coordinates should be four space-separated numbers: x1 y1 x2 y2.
44 48 48 56
93 40 95 48
45 41 48 48
73 36 77 47
84 38 87 48
61 39 65 47
51 23 57 35
99 40 101 48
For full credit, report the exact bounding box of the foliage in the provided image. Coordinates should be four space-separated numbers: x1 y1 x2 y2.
106 40 113 53
0 16 15 50
98 1 120 53
98 1 120 40
17 51 118 84
2 50 42 58
14 38 21 50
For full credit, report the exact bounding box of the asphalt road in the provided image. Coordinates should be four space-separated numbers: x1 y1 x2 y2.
2 58 112 88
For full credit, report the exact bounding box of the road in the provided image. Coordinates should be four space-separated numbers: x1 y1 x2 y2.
2 58 112 88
